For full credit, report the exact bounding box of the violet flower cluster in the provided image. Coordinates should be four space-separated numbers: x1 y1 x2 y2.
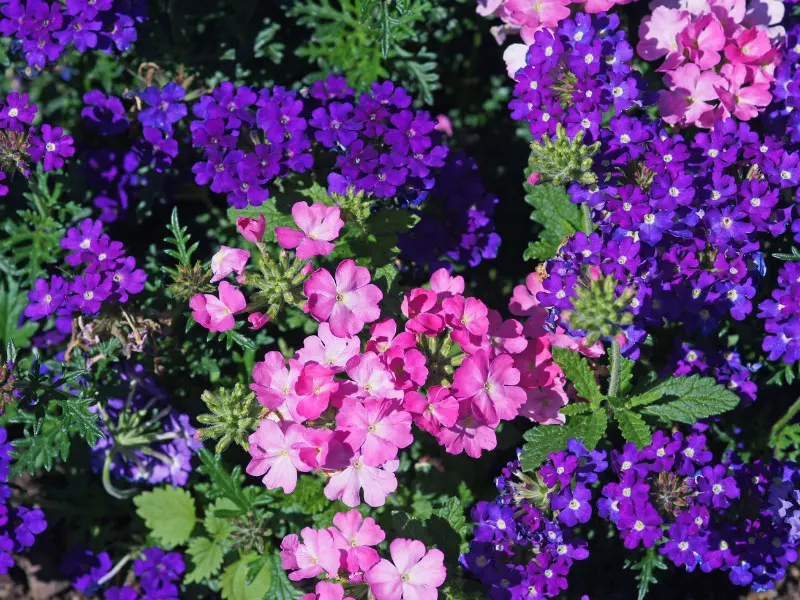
133 82 185 172
758 261 800 363
0 92 75 194
600 431 800 592
89 365 201 490
0 0 147 69
667 342 757 404
24 218 146 343
768 20 800 144
508 12 644 144
65 546 184 599
0 425 47 574
398 152 502 269
461 440 607 598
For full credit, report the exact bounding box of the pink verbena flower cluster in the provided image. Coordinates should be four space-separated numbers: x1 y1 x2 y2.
638 0 784 126
280 510 446 600
476 0 634 44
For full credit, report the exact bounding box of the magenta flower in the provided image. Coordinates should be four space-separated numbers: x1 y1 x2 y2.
324 456 398 507
276 201 344 259
365 538 446 600
295 363 338 420
442 295 489 336
305 260 383 338
189 281 246 332
452 350 526 427
336 398 413 466
301 581 355 600
246 420 310 494
210 245 250 283
250 351 299 409
236 213 266 243
404 387 459 434
435 410 497 458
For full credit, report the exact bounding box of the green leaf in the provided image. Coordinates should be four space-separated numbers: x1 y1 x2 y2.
9 414 70 476
133 487 197 548
773 423 800 461
627 545 668 600
521 425 574 472
185 537 224 584
551 346 603 406
197 448 251 512
227 200 294 244
434 497 471 555
0 276 38 349
773 247 800 261
558 403 591 416
614 409 652 449
619 357 635 395
264 554 304 600
523 183 582 261
521 410 608 472
56 395 103 446
628 375 740 424
164 208 199 268
220 553 272 600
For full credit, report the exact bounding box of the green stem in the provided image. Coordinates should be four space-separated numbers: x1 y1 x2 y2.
581 203 593 235
607 340 622 398
770 396 800 445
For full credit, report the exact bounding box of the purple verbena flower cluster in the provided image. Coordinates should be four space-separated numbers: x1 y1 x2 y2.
64 546 183 599
24 218 146 336
90 365 201 488
765 21 800 145
133 82 184 172
508 12 644 144
0 425 47 574
398 152 501 269
668 342 757 404
0 0 147 69
0 92 75 188
461 440 607 598
758 261 800 363
601 431 800 592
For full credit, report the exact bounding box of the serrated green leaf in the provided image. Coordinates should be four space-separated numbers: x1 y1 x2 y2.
614 409 652 449
433 497 471 556
220 553 272 600
227 200 294 244
133 487 196 548
264 554 304 600
0 276 39 349
185 537 224 584
619 357 635 395
521 425 574 472
56 395 103 446
558 403 591 416
206 498 237 538
580 409 608 450
629 375 739 424
197 448 251 512
551 346 603 405
523 183 582 260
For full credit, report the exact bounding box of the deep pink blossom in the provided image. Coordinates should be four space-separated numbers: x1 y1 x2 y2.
275 201 344 259
301 582 355 600
330 509 385 573
295 363 338 420
237 214 266 243
336 398 413 466
305 260 383 338
452 350 526 427
435 408 498 458
287 527 340 581
404 387 459 434
250 351 300 409
443 295 489 336
189 281 246 332
365 538 446 600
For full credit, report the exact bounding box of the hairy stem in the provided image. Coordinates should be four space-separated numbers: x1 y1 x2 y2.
607 340 622 398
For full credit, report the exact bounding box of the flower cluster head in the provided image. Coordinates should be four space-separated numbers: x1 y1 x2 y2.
89 365 201 496
24 218 146 343
0 92 74 187
462 440 607 598
600 430 800 592
0 425 47 574
476 0 635 49
758 261 800 363
768 21 800 143
0 0 147 69
64 546 183 599
639 0 783 127
398 151 502 269
232 220 584 506
669 341 757 403
536 114 800 358
508 13 645 145
280 509 446 600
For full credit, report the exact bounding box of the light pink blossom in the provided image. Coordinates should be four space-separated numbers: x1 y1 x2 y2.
637 7 691 61
330 509 385 573
189 281 246 332
246 420 311 493
435 408 498 458
365 538 446 600
275 201 345 259
305 260 383 338
301 582 355 600
295 322 361 371
250 351 300 409
210 245 250 283
288 527 340 581
324 456 399 507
